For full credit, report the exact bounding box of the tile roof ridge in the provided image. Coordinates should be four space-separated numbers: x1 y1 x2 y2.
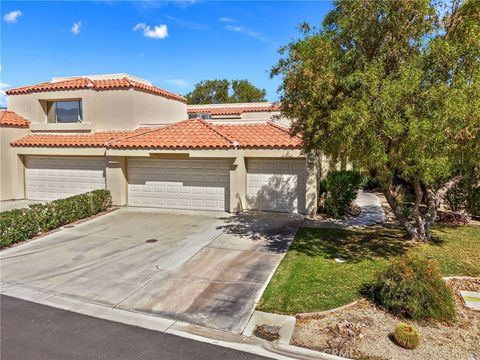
197 119 237 146
84 77 96 88
267 121 292 134
104 126 164 146
122 76 135 87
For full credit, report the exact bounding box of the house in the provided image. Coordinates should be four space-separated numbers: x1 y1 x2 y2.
187 103 290 125
1 73 322 214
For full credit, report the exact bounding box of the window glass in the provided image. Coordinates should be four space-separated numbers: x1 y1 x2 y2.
55 101 82 123
188 112 211 119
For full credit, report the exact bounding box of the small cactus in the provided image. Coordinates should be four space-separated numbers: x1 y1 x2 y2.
393 323 420 349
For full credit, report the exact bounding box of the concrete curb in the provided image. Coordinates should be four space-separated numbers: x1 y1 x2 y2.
0 283 346 360
243 311 296 345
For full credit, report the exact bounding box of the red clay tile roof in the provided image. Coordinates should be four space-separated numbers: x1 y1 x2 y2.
12 129 150 148
187 104 280 116
6 77 186 103
0 110 30 128
108 119 233 149
214 122 302 148
11 119 301 149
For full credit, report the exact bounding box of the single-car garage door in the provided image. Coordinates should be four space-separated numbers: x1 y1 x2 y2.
128 159 230 211
25 156 106 201
247 159 307 213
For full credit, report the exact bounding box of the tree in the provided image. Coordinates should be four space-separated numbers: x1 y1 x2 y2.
186 79 267 104
272 0 480 241
186 79 230 104
230 80 267 103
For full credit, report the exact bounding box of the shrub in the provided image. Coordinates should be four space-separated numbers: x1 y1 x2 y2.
443 172 480 218
465 186 480 219
368 254 455 321
361 175 381 191
0 190 111 248
322 170 362 218
393 323 421 349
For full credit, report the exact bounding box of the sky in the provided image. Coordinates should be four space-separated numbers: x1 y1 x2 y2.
1 1 333 106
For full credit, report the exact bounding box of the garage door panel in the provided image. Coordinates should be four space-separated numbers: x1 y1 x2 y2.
128 159 229 211
26 156 106 201
246 159 306 213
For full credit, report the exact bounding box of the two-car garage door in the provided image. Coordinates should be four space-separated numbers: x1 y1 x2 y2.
127 159 230 211
25 156 106 201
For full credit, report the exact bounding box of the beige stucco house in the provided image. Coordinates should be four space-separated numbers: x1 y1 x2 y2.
1 73 322 215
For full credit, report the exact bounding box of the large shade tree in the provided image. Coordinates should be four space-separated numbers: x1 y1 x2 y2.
272 0 480 241
186 79 230 104
186 79 267 104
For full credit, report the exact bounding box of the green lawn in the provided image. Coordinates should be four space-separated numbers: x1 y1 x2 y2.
257 225 480 315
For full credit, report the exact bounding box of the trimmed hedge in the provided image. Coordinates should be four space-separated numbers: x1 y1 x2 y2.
0 190 112 248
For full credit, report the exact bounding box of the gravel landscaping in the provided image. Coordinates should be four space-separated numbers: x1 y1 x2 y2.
292 277 480 360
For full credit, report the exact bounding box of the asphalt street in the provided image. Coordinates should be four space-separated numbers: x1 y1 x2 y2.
0 295 271 360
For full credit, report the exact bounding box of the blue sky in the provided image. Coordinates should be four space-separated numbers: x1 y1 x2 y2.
1 1 333 106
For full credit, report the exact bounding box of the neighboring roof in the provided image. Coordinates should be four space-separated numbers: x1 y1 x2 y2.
12 119 301 149
6 77 186 103
0 110 30 128
187 103 280 116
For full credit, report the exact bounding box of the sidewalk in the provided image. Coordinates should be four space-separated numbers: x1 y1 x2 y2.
303 191 385 229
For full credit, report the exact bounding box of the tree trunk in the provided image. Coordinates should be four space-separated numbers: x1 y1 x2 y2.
383 177 463 241
383 184 425 241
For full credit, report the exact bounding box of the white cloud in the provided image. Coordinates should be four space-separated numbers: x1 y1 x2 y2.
225 24 270 43
0 82 10 108
219 17 234 23
71 21 82 35
133 23 168 39
3 10 22 23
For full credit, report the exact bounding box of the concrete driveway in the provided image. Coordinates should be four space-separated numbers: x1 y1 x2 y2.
0 208 302 333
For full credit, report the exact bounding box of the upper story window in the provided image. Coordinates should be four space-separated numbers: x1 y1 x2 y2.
188 112 211 120
47 100 83 123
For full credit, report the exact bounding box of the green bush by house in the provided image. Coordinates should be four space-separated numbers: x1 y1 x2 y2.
368 254 455 321
360 175 381 191
320 170 362 217
0 190 112 248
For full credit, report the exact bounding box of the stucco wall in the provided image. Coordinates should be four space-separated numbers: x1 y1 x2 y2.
1 127 29 201
7 89 92 127
131 90 187 127
7 88 187 132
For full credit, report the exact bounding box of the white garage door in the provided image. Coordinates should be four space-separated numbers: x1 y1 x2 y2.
247 159 306 213
128 159 230 211
26 156 106 201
